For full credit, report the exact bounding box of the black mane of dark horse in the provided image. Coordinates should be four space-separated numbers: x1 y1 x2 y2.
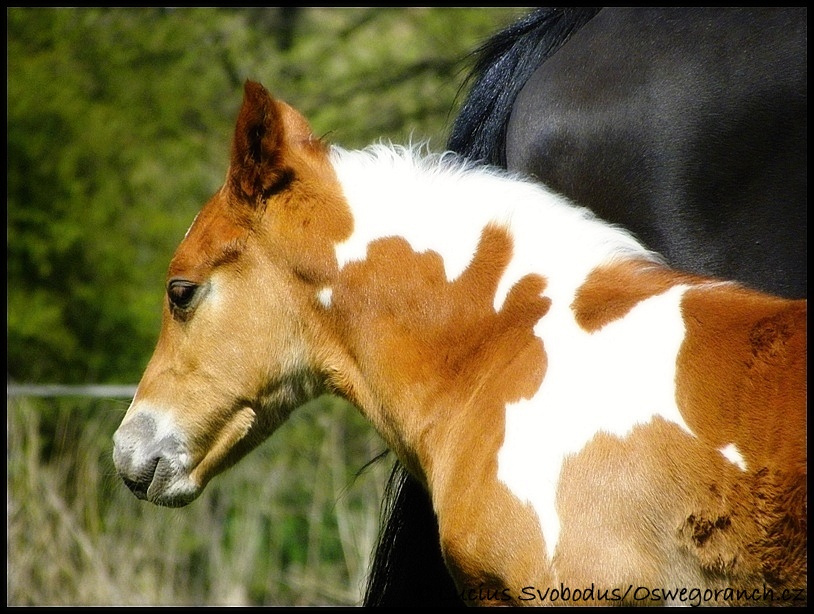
363 7 806 607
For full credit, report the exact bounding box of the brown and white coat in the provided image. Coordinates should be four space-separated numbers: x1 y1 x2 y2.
113 81 806 606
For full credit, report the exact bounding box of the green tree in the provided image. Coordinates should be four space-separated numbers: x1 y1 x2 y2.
8 8 235 381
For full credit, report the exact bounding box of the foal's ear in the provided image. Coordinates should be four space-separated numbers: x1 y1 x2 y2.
227 80 311 204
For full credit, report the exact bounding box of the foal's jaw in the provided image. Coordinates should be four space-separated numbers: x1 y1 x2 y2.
113 348 324 507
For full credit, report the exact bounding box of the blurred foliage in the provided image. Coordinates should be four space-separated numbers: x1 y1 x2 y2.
7 7 527 385
8 394 393 605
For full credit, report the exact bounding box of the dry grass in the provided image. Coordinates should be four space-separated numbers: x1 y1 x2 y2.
7 394 392 606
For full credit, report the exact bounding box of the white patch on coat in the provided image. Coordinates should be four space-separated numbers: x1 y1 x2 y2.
719 443 747 471
317 287 333 308
497 284 694 561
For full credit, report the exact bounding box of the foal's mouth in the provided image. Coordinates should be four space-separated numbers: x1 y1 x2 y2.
121 455 194 508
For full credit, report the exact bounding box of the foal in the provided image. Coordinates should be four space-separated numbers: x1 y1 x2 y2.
113 81 806 606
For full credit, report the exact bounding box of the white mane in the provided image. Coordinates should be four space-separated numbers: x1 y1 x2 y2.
329 142 663 309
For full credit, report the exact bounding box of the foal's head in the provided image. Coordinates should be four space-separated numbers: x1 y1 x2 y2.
113 81 351 506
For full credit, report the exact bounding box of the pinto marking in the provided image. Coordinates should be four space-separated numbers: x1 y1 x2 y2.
720 444 747 471
113 81 807 605
331 145 652 312
499 280 695 561
317 286 333 308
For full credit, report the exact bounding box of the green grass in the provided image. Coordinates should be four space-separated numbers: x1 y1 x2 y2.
7 394 392 606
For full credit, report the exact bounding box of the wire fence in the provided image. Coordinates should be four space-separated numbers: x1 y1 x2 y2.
6 384 137 398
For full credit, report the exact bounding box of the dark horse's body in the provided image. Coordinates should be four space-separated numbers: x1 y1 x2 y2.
364 7 806 606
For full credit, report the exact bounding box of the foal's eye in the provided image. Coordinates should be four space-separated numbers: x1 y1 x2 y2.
167 279 199 312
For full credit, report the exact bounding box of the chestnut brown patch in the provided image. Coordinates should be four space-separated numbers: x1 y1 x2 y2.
572 260 701 332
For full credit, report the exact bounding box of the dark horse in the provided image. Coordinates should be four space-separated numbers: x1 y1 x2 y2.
364 7 806 606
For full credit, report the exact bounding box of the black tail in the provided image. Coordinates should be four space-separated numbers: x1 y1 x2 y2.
363 8 600 607
448 7 602 166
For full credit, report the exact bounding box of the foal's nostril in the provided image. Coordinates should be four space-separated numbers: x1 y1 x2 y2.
113 410 171 500
119 456 160 500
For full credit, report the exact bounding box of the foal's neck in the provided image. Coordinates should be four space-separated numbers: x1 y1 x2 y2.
322 144 659 484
